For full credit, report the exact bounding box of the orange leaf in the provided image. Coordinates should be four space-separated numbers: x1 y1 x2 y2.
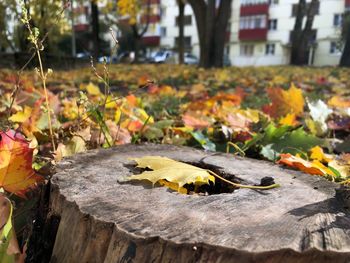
277 153 335 177
137 75 150 87
263 83 305 118
182 113 211 129
328 95 350 108
0 130 43 198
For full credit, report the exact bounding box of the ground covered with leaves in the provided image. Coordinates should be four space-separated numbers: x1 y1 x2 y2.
2 64 350 260
2 64 350 183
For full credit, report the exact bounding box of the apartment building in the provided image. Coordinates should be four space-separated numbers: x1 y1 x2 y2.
158 0 200 56
156 0 348 66
2 0 347 66
231 0 346 66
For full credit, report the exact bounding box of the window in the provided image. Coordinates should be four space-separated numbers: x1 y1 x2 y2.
330 41 341 54
268 19 277 30
175 15 192 26
240 45 254 56
265 43 275 55
175 36 192 49
241 0 269 5
268 0 279 5
160 27 166 37
239 15 267 29
292 2 319 17
334 14 343 27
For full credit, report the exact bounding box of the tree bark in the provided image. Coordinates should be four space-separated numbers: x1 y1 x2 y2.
290 0 318 65
290 0 306 65
44 144 350 262
91 1 100 61
178 0 185 64
213 0 231 67
188 0 232 68
340 13 350 67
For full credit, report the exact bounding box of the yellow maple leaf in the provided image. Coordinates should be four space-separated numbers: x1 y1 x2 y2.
85 82 101 96
263 83 305 118
128 156 279 193
127 156 215 193
8 106 32 123
279 113 298 126
309 146 332 163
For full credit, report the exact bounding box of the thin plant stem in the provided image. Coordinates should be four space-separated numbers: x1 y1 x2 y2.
36 50 56 151
207 170 280 190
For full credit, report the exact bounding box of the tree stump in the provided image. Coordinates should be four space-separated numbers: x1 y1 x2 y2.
48 144 350 263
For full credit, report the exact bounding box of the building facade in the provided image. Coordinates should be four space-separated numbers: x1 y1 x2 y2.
155 0 348 66
2 0 347 66
230 0 346 66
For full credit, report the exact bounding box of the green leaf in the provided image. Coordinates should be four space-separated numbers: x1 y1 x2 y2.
88 106 112 147
262 123 291 145
261 144 278 161
271 128 324 155
153 120 174 129
191 131 216 151
143 127 164 140
0 196 17 263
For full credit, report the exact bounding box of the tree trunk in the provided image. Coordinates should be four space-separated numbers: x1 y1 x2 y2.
188 0 232 68
340 13 350 67
91 1 100 61
290 0 306 65
42 144 350 262
178 0 185 64
201 0 215 68
213 0 231 67
129 0 151 63
291 0 318 65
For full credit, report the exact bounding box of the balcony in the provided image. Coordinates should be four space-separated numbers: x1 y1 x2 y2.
239 28 268 41
346 0 350 8
141 15 161 24
74 24 89 32
142 0 160 4
142 36 160 46
240 3 269 16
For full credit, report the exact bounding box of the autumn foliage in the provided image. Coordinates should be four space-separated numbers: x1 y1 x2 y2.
1 64 350 196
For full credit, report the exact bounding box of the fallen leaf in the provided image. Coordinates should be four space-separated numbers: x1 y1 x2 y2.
279 113 299 127
182 112 211 129
8 106 32 123
328 96 350 108
309 146 332 163
55 136 87 162
85 83 101 96
0 130 43 197
307 99 332 134
127 156 215 193
263 83 305 118
191 131 216 151
0 194 21 263
277 153 336 177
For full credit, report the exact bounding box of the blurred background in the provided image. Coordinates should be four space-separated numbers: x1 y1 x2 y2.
0 0 349 69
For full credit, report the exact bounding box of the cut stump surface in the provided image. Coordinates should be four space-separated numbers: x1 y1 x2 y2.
49 144 350 263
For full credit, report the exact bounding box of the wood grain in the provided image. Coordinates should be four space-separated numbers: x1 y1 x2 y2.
48 144 350 263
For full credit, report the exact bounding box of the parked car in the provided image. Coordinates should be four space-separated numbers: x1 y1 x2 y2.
150 50 174 63
76 52 91 59
184 53 199 65
98 56 118 64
